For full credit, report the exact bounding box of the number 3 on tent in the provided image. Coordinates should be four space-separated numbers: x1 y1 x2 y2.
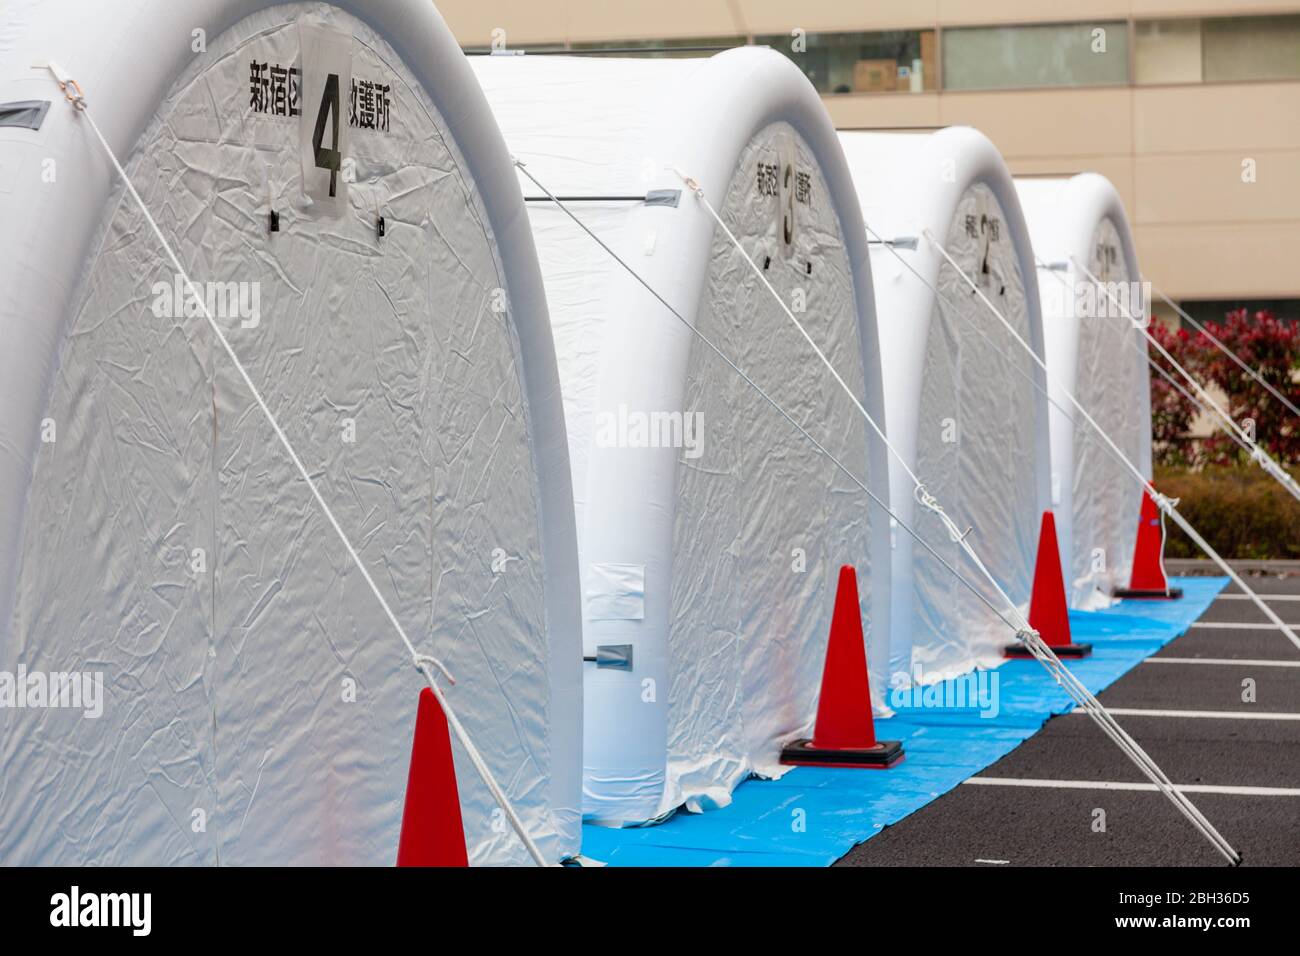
312 73 342 198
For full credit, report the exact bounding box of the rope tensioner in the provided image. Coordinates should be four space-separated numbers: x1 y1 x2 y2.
38 61 86 110
672 167 704 198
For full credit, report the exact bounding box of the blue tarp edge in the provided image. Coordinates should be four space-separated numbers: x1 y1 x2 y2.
580 576 1228 866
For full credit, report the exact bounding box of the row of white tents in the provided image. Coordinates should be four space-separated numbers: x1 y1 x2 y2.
0 0 1153 864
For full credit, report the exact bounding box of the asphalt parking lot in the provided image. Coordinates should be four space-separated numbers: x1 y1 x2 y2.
836 566 1300 867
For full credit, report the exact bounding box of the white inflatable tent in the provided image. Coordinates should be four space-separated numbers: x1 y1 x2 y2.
838 127 1052 686
473 49 892 824
1015 174 1153 609
0 0 581 865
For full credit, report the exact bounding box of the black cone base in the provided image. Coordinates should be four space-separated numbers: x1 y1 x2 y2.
1114 586 1184 600
780 737 904 769
1004 641 1092 659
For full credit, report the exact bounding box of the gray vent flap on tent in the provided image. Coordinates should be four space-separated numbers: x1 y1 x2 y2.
0 99 49 129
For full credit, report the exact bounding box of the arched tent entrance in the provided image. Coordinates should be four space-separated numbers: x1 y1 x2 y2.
1015 174 1152 609
838 127 1051 687
0 0 580 865
473 48 892 824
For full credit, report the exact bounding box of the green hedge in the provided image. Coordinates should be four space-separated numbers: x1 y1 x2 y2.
1156 465 1300 560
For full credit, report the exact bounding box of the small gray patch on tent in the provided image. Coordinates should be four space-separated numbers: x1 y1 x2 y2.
645 189 681 208
0 101 51 130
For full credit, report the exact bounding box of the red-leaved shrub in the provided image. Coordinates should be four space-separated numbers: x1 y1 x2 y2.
1149 309 1300 467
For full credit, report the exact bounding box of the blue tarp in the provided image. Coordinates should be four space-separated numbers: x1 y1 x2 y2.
581 576 1228 866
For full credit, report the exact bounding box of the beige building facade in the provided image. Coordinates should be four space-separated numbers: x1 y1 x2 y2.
438 1 1300 323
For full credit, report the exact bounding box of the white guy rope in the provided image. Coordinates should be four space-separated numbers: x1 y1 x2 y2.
1146 657 1300 667
1067 707 1300 721
1073 258 1300 504
1149 280 1300 422
923 227 1300 661
861 224 1241 863
674 170 1239 864
43 64 547 866
966 777 1300 797
513 159 1023 634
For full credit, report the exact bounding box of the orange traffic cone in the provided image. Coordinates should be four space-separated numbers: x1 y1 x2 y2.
396 687 469 867
1006 511 1091 659
780 565 902 768
1114 488 1183 600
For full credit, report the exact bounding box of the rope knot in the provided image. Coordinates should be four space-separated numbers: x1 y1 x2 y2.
1151 491 1179 515
912 482 938 510
914 483 972 543
412 653 456 686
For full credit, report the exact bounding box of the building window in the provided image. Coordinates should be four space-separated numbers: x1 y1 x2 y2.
1134 19 1202 84
567 37 745 58
942 22 1129 91
1169 299 1300 330
755 30 938 94
1137 16 1300 84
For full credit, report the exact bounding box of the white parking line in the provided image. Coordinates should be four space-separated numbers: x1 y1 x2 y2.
974 858 1010 865
1145 657 1300 668
964 777 1300 797
1190 621 1300 630
1218 593 1300 601
1066 707 1300 720
1189 619 1300 652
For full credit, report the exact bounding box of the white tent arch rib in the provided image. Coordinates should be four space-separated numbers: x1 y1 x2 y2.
838 127 1052 688
0 0 580 865
1015 174 1153 610
473 48 892 825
